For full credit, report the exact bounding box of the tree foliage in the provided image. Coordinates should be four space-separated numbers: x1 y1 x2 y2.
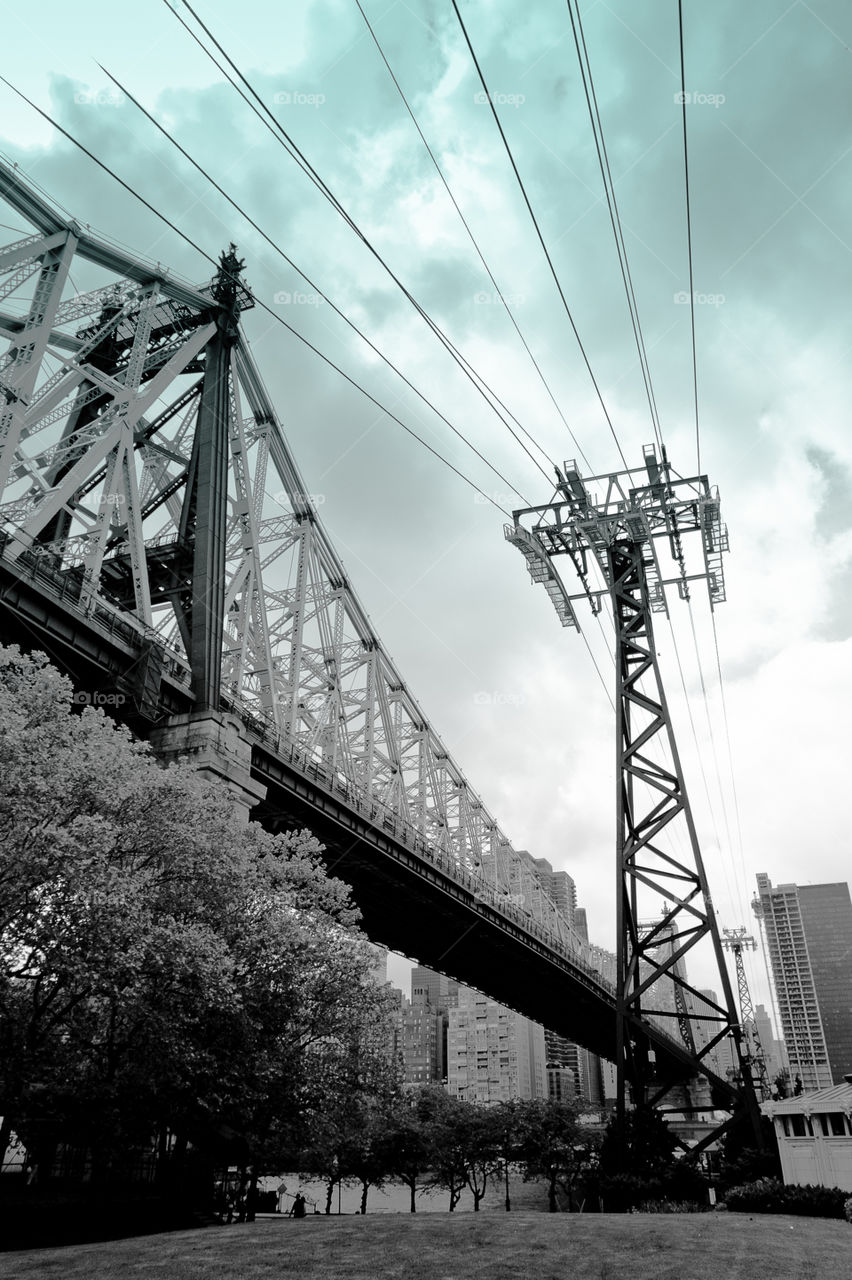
516 1098 595 1212
0 646 391 1188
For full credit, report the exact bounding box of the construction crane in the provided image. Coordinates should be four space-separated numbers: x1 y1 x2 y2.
721 927 771 1100
505 445 764 1153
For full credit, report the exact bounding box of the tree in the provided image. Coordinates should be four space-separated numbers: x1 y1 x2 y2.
379 1088 437 1212
516 1099 588 1212
0 645 391 1195
296 1030 402 1215
459 1105 502 1212
420 1091 471 1212
596 1107 706 1211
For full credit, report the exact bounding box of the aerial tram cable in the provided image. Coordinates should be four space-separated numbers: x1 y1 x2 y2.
97 65 535 506
355 0 591 472
677 0 701 474
565 0 664 455
160 0 559 489
451 0 628 469
0 76 523 517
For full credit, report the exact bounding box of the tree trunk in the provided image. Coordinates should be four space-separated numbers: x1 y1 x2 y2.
325 1179 335 1215
360 1179 368 1215
549 1173 558 1213
409 1180 416 1213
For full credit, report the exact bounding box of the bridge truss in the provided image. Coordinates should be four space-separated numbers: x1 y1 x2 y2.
0 158 589 962
506 448 764 1149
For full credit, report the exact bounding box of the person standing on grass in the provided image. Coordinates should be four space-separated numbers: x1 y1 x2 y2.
291 1192 307 1218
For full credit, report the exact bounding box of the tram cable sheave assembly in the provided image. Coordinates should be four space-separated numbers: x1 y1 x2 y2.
506 446 764 1150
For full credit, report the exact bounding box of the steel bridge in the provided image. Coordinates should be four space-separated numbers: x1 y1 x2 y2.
0 160 744 1117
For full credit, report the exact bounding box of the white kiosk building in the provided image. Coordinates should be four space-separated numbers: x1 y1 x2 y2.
763 1079 852 1191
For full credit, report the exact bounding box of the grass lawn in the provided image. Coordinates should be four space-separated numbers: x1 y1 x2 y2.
1 1211 849 1280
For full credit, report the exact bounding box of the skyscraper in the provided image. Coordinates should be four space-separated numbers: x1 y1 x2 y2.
411 966 459 1012
796 882 852 1084
447 986 547 1103
753 873 852 1090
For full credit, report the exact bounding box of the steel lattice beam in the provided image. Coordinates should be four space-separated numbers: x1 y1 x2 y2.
0 157 598 983
722 928 771 1100
507 449 764 1152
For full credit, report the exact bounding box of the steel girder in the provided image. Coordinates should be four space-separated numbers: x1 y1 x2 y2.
0 159 590 968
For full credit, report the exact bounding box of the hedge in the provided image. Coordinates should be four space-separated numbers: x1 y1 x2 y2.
724 1177 848 1219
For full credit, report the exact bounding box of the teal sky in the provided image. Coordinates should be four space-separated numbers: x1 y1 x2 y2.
3 0 852 1012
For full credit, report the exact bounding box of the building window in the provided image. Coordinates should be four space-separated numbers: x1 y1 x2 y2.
816 1113 848 1137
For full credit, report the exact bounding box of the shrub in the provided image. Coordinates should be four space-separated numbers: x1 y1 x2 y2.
599 1173 664 1212
725 1178 847 1219
843 1196 852 1224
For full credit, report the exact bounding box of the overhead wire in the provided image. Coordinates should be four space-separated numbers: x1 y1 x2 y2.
354 0 592 472
677 0 700 475
97 64 530 506
0 75 517 517
565 0 664 455
451 0 628 469
162 0 558 490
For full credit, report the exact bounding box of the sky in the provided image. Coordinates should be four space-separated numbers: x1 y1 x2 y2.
3 0 852 1029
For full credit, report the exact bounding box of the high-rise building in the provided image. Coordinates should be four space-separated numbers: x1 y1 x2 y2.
544 1031 603 1105
398 997 445 1086
547 1065 576 1103
754 873 847 1090
796 882 852 1086
531 856 577 925
411 966 459 1013
447 986 547 1103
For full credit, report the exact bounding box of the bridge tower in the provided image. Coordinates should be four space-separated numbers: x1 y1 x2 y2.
506 446 763 1151
721 927 771 1100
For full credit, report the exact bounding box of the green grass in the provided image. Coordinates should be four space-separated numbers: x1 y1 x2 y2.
2 1211 849 1280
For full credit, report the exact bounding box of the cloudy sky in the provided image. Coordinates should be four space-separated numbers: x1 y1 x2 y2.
3 0 852 1025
